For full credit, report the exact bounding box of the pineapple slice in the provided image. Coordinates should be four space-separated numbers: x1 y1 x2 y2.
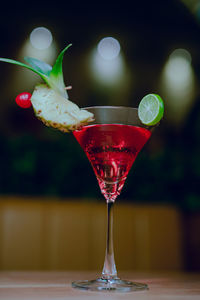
32 84 94 132
0 44 94 132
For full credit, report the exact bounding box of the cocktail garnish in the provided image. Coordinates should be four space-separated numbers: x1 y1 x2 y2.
138 93 164 126
15 92 32 108
0 44 94 132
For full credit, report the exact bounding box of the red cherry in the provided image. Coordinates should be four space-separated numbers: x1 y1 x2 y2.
15 92 32 108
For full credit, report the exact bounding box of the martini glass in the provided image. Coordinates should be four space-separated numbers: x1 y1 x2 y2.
72 106 152 292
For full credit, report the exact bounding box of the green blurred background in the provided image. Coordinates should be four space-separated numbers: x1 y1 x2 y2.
0 0 200 271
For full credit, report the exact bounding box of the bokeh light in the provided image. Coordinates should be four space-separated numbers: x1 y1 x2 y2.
169 48 192 63
97 37 121 60
91 50 124 84
30 27 53 50
161 48 196 126
11 28 57 93
90 37 124 85
165 49 192 88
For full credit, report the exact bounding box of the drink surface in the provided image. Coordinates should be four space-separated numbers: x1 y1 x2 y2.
73 124 151 202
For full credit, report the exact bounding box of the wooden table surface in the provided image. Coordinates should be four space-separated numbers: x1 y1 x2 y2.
0 271 200 299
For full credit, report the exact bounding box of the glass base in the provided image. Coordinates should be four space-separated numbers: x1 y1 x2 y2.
72 277 148 292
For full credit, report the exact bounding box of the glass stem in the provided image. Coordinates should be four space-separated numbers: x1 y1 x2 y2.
102 201 117 279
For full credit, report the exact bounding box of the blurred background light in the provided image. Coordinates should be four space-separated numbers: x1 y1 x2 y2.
169 48 192 63
87 36 132 106
22 39 57 63
97 37 120 60
10 27 57 94
181 0 200 22
90 37 124 85
194 1 200 21
91 50 124 84
161 48 196 127
165 49 192 88
30 27 53 50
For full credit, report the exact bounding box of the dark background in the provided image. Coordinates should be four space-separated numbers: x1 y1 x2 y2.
0 0 200 270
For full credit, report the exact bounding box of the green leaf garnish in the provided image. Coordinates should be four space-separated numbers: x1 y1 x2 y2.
0 43 72 98
49 44 72 98
24 57 52 76
0 58 49 85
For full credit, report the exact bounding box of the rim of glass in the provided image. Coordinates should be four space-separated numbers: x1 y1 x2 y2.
83 105 138 111
78 105 151 128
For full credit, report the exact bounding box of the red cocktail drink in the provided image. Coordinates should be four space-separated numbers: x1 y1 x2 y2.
74 124 151 202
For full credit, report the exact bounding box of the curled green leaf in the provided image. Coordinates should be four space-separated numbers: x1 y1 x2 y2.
24 57 52 76
49 44 72 98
